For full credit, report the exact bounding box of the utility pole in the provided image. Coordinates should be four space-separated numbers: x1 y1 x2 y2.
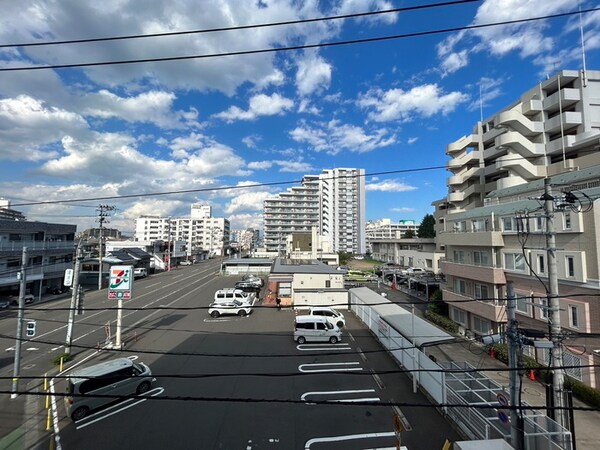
167 217 172 272
11 247 27 399
97 204 115 290
506 281 524 450
65 243 83 356
542 177 567 428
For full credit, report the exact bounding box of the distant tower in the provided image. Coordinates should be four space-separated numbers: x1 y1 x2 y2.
191 203 212 219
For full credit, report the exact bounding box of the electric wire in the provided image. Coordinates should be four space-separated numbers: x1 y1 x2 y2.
1 7 597 72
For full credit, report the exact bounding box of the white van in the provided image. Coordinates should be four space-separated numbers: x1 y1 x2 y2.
133 268 148 279
64 358 153 421
294 315 342 344
308 307 346 328
214 288 255 304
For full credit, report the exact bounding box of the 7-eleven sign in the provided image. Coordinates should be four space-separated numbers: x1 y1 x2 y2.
108 265 133 300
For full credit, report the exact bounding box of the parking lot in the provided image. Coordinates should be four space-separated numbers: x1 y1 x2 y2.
41 266 458 449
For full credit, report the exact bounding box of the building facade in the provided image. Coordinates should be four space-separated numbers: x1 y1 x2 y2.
366 219 419 253
435 69 600 387
370 238 443 273
263 168 366 255
0 218 76 299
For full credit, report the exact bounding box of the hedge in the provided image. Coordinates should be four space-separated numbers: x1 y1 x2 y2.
424 310 459 334
490 343 600 408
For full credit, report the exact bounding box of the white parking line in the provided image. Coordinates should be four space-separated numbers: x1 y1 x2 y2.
304 431 397 449
76 387 164 430
296 343 351 351
301 389 379 404
298 362 362 373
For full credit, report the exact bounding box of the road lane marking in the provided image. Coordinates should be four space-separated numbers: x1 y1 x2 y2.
301 389 379 404
356 346 367 361
304 431 397 449
296 343 351 351
298 362 362 373
76 387 164 430
371 370 385 389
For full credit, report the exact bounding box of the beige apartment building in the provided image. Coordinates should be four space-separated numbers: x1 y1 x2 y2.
435 69 600 387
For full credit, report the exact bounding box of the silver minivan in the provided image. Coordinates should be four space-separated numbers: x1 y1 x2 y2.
294 315 342 344
65 358 153 421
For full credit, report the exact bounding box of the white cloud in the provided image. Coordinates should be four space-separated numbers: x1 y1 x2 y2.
224 191 273 214
290 119 396 155
467 77 504 112
407 137 418 145
226 212 263 230
440 50 469 76
295 51 332 96
358 84 469 122
248 161 273 170
274 160 314 173
390 207 416 212
242 134 262 149
366 179 417 192
214 93 293 122
0 95 88 161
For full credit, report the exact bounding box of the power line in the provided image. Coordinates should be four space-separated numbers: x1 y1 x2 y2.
1 7 597 72
1 0 482 49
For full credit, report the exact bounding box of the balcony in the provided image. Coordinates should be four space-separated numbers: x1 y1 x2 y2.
494 110 543 136
545 111 583 134
443 288 507 323
446 134 478 155
543 88 581 113
447 150 480 169
437 231 504 248
495 132 545 157
521 98 543 116
447 183 484 203
0 240 76 252
495 154 546 179
441 260 506 284
447 166 481 187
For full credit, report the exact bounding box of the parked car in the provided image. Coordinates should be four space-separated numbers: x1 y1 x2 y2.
234 280 261 292
242 274 264 287
208 299 253 318
401 267 426 276
214 288 255 304
0 299 11 310
307 307 346 328
10 294 34 306
179 260 192 266
134 268 148 278
294 315 341 344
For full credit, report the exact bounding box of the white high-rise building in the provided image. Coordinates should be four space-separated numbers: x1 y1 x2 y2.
191 203 211 219
134 214 230 256
264 168 366 254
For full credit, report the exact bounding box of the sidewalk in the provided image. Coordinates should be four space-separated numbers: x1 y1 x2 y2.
376 283 600 450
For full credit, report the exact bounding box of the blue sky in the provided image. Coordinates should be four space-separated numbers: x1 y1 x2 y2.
0 0 599 234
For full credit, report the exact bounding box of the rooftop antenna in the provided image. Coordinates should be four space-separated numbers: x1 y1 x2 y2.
579 5 588 87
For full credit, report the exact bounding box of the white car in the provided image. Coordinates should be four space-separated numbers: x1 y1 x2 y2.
308 307 346 328
401 267 425 276
208 299 253 318
179 260 192 266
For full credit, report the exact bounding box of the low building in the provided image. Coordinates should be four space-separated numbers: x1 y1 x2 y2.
370 238 443 273
268 258 346 308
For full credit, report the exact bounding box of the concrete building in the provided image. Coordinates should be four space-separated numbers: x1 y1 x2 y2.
366 219 419 253
134 206 230 258
435 69 600 388
0 217 76 299
264 168 366 255
370 238 443 273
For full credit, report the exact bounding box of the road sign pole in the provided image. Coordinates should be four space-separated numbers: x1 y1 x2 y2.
115 298 123 348
11 247 27 399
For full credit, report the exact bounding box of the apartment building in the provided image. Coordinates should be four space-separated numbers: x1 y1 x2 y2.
435 69 600 387
366 219 419 253
371 238 443 273
134 204 230 257
231 228 259 251
0 217 76 299
263 168 366 254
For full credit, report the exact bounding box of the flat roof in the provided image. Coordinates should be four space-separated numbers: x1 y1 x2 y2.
349 287 454 347
222 258 273 266
271 258 339 275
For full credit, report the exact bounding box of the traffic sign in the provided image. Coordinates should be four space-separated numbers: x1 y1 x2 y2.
496 391 510 407
63 268 74 287
497 409 510 423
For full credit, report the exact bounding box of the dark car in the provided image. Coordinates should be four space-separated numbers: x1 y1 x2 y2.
0 299 10 310
241 275 264 287
235 281 261 292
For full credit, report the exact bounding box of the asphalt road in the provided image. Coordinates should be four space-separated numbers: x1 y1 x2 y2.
0 260 460 449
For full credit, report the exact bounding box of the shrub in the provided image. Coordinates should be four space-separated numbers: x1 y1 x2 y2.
566 378 600 408
425 310 459 333
53 353 72 366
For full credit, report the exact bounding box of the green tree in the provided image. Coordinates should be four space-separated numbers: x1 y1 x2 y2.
417 214 436 238
338 251 352 266
404 229 415 238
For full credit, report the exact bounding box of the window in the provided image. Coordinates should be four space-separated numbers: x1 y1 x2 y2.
504 253 525 271
473 251 489 266
454 278 467 295
516 295 529 314
473 316 491 334
538 255 545 274
453 250 465 264
474 283 489 300
452 308 467 325
565 256 575 277
316 322 327 330
540 298 549 319
569 305 579 328
325 280 331 288
502 217 514 232
472 219 486 232
535 216 546 231
564 211 572 230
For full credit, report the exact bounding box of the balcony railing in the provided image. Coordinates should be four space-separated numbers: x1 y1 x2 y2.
0 240 76 252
